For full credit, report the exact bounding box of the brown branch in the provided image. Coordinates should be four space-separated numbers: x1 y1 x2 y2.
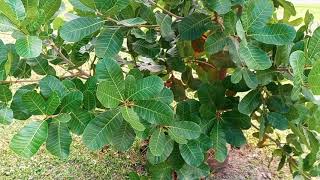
49 40 90 77
147 0 183 19
0 74 87 84
190 60 217 69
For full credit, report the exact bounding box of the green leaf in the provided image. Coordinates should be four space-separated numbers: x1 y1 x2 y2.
22 91 46 115
133 100 173 125
5 0 25 20
83 90 96 110
238 89 261 115
177 163 210 180
242 69 258 89
132 40 160 58
152 88 174 104
15 36 42 58
0 85 12 103
251 23 296 45
155 13 174 41
0 0 21 27
129 75 164 101
120 106 145 131
178 13 213 40
203 0 232 15
94 28 124 58
109 121 135 151
204 32 228 55
231 68 243 84
0 107 13 125
60 17 104 42
176 100 201 122
10 121 48 158
210 122 227 162
289 50 306 86
60 91 83 112
0 14 18 32
45 92 60 115
39 75 67 98
46 121 72 159
308 27 320 62
93 0 129 16
222 110 251 130
267 112 288 130
149 129 167 156
167 121 201 140
147 138 174 165
82 110 123 150
118 17 146 26
179 140 204 167
39 0 62 22
53 113 71 123
239 42 272 70
308 61 320 95
96 58 125 108
242 0 273 32
223 126 246 147
69 109 93 135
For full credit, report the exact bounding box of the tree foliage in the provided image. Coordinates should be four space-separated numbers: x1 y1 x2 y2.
0 0 319 179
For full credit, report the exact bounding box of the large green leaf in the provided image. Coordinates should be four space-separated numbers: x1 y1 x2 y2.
308 61 320 95
69 109 93 135
149 129 167 156
242 69 258 89
179 140 204 167
210 122 227 162
109 121 135 151
242 0 273 31
15 36 42 58
147 138 174 165
93 0 129 16
21 0 38 19
223 126 246 147
10 121 48 158
251 23 296 45
120 106 145 131
267 112 288 130
289 50 306 85
155 12 174 41
21 91 46 115
308 27 320 63
239 42 272 70
46 121 72 159
0 14 18 32
0 107 13 125
39 0 61 22
82 110 123 150
128 75 164 101
39 75 67 98
60 17 104 42
45 92 60 115
238 89 262 115
167 121 201 140
5 0 25 20
152 88 174 105
96 58 125 108
60 91 83 112
178 13 213 40
177 163 210 180
0 85 12 103
221 110 251 130
94 28 124 58
133 100 173 125
0 0 20 26
132 40 160 58
203 0 232 15
205 32 228 55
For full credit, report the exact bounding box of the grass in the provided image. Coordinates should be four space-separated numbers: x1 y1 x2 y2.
0 120 143 179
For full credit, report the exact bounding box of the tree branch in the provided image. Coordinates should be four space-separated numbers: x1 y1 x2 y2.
147 0 183 19
49 40 90 77
0 74 87 84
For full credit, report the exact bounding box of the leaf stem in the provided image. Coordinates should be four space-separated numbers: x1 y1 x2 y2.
147 0 183 19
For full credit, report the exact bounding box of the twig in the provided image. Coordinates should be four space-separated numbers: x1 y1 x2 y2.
0 74 87 84
251 123 282 147
190 60 217 69
49 40 90 77
148 0 183 19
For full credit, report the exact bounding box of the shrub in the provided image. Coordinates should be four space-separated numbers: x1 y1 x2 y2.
0 0 319 179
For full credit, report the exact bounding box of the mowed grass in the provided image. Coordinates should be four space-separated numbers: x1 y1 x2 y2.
0 120 143 179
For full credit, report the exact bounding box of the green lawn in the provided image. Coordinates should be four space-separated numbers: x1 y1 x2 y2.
0 120 142 179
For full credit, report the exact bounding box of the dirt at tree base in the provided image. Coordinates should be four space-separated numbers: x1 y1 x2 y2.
210 145 290 180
